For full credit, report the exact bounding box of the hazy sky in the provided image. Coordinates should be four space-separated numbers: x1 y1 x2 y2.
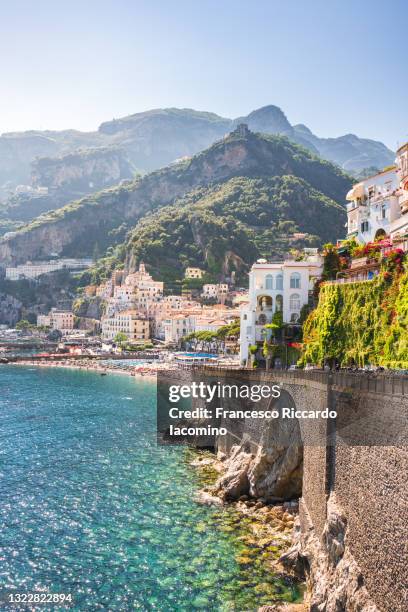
0 0 406 149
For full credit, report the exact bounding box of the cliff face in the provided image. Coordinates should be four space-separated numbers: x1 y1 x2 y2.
31 147 133 194
0 130 351 266
0 293 22 326
3 147 134 225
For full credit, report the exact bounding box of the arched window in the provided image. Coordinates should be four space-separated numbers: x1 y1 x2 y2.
290 272 301 289
265 274 273 290
276 274 283 290
275 295 283 312
290 293 301 311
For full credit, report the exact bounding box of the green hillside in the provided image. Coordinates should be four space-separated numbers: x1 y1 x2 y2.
0 129 351 267
302 269 408 368
123 175 346 283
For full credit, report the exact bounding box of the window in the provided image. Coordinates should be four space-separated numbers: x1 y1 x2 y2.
290 272 301 289
361 221 369 233
381 206 386 219
243 314 247 320
276 274 283 290
265 274 273 290
290 313 299 323
276 295 283 312
290 293 301 311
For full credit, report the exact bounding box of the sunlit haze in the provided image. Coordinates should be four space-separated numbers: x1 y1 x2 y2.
0 0 407 149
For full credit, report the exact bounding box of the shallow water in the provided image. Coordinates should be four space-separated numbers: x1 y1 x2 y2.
0 366 300 610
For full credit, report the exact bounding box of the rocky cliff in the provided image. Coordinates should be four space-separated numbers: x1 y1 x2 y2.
2 147 134 224
31 146 133 195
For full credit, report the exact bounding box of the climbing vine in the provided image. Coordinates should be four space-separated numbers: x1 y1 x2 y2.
302 267 408 368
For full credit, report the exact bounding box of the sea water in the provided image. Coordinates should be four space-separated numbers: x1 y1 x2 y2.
0 367 301 611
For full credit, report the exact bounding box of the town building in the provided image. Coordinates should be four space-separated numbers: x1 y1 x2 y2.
163 314 195 346
101 310 151 342
37 309 74 334
5 258 93 281
184 267 204 279
194 317 231 333
390 142 408 248
346 168 400 243
239 252 323 364
103 263 163 316
37 314 51 327
346 144 408 247
201 283 229 302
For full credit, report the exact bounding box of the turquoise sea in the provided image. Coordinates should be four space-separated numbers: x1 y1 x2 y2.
0 367 300 611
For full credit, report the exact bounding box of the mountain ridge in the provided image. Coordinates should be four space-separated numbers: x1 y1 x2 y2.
0 105 394 202
0 128 351 269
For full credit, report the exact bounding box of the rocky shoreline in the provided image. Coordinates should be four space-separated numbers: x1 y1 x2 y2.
190 451 308 611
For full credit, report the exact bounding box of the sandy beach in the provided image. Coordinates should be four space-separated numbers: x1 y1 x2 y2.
9 357 167 382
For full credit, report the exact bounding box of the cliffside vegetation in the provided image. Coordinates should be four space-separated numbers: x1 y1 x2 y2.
303 260 408 368
124 172 346 284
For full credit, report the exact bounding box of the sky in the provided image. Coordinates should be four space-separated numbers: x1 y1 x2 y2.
0 0 406 150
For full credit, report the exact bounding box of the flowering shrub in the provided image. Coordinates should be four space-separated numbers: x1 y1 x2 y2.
382 248 405 272
353 242 382 259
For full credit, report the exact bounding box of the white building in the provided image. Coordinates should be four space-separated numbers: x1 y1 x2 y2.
163 314 195 345
346 168 400 243
103 262 163 316
346 144 408 246
201 283 229 303
37 309 74 334
5 258 93 281
37 314 51 327
194 317 231 333
390 142 408 245
239 254 322 364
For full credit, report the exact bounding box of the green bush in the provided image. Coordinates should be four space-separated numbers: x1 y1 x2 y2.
302 269 408 367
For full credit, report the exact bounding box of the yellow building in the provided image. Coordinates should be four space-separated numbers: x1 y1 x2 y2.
101 310 151 342
184 267 205 279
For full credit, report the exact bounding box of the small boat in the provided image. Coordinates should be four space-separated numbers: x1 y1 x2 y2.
100 371 108 376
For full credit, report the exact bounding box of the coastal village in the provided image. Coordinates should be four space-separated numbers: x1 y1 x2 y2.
1 140 408 374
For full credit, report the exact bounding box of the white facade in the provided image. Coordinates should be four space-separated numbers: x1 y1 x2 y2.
5 258 93 280
163 315 195 345
347 144 408 246
390 143 408 243
45 309 75 334
37 314 51 327
195 317 231 333
346 168 400 243
104 262 163 316
37 310 74 333
239 255 322 364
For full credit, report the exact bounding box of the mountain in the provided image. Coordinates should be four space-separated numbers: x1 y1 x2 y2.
3 147 134 223
0 105 394 203
123 174 346 285
0 127 351 269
